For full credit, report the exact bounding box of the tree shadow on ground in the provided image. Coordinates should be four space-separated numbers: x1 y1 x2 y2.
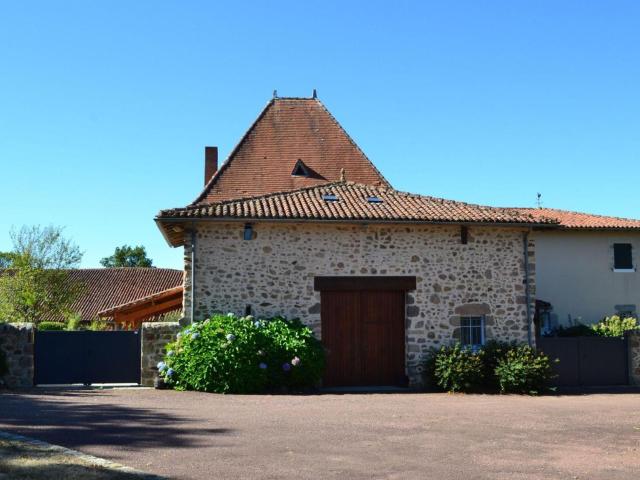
0 388 233 454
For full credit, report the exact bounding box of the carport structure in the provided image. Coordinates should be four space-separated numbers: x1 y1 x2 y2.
98 286 183 329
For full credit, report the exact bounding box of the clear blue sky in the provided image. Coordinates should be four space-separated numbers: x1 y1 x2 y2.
1 1 638 269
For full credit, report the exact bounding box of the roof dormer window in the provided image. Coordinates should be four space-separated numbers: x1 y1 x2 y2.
291 159 310 177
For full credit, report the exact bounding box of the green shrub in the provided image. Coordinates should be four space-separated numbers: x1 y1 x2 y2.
65 313 82 331
554 324 596 337
432 344 485 393
88 318 109 331
37 321 66 331
591 316 639 337
0 347 8 378
159 313 325 393
424 341 557 395
494 345 556 394
481 340 514 389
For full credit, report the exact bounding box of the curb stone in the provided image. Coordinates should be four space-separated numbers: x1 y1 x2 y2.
0 430 165 479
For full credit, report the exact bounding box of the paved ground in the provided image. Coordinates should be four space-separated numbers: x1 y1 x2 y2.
0 388 639 480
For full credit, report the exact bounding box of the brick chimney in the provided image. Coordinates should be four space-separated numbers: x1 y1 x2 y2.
204 146 218 185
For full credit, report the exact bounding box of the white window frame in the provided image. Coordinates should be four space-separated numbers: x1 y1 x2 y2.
460 316 485 350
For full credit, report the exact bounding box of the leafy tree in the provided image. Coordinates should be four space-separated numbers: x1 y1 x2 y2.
100 245 153 268
0 225 84 323
0 252 16 269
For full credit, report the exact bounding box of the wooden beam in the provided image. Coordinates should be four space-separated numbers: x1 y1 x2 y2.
314 276 416 291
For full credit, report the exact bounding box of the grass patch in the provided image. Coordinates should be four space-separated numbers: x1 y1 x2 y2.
0 436 162 480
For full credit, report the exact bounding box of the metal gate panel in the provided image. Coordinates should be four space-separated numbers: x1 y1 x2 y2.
34 331 140 385
537 338 580 386
578 337 628 386
537 336 628 387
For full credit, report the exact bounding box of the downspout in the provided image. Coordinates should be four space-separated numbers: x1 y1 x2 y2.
190 229 196 324
523 231 533 346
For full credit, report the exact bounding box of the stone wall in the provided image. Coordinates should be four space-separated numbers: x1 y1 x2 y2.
0 323 34 388
183 222 533 386
141 322 181 387
628 331 640 386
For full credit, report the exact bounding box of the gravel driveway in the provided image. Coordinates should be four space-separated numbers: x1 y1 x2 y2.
0 388 639 479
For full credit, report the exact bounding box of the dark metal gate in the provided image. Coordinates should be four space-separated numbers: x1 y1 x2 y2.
537 336 628 387
34 330 141 385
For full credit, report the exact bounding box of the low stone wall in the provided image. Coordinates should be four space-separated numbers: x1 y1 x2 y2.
628 331 640 386
0 323 34 388
141 322 181 387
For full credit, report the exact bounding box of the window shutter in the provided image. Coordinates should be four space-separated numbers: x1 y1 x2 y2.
614 243 633 270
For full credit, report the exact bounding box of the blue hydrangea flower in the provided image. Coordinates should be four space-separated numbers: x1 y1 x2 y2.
282 362 291 372
166 368 175 377
259 362 268 369
254 321 262 328
291 356 301 367
226 333 236 341
176 332 182 339
191 332 200 340
167 350 175 357
157 361 167 372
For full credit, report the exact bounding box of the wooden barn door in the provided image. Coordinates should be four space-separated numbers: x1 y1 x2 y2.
321 289 405 387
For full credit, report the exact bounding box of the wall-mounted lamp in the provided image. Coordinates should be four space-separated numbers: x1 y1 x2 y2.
243 224 253 241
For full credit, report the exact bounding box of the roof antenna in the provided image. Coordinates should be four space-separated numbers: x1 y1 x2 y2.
340 168 346 182
312 88 317 99
273 89 278 99
536 192 542 208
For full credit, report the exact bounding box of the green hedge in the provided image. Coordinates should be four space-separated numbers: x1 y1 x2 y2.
159 313 325 393
37 321 66 331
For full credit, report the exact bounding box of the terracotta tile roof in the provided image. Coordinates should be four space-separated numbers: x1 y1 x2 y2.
98 286 183 317
158 183 555 243
515 207 640 230
48 268 183 321
192 97 389 204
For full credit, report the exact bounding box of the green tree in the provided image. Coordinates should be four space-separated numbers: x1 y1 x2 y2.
100 245 153 268
0 252 16 269
0 225 84 323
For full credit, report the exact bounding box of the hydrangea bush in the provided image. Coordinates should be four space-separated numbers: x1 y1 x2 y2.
158 313 325 393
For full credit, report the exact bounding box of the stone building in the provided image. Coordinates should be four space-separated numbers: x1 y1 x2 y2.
156 95 553 387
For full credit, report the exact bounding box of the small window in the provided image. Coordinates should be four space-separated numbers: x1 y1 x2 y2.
322 194 339 202
613 243 633 271
243 224 253 241
291 159 310 177
366 196 383 204
460 316 485 349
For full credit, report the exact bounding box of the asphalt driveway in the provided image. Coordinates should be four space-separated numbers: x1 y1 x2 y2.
0 388 639 480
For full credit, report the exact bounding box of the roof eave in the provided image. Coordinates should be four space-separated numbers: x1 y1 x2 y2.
155 215 554 229
155 217 188 248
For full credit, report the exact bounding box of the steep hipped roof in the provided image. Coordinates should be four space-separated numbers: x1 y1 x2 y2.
45 268 183 321
192 97 389 204
515 207 640 230
157 182 556 246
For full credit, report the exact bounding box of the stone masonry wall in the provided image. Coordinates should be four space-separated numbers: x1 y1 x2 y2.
628 331 640 386
141 322 181 387
0 323 34 388
184 222 534 386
